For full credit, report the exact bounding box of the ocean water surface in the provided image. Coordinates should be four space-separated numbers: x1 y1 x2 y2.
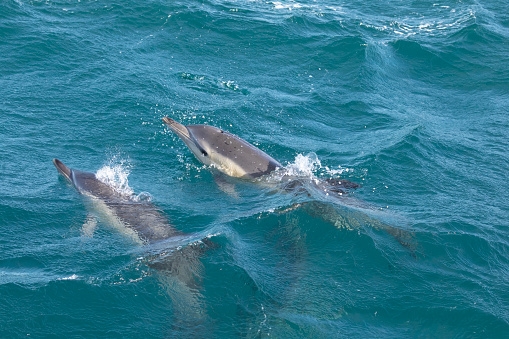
1 0 508 337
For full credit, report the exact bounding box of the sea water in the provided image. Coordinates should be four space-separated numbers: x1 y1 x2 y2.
1 0 508 337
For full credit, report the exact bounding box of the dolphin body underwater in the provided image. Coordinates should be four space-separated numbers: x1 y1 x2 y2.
53 159 211 327
162 117 415 250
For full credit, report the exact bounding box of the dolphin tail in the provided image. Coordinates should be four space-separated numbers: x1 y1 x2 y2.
162 117 191 140
53 159 72 181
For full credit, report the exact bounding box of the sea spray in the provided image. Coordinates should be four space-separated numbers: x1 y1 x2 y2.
266 153 354 186
95 157 135 198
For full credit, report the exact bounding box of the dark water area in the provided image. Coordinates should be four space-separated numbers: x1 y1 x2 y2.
1 0 508 337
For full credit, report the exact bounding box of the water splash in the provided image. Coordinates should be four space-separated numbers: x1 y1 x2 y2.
95 157 135 197
135 192 153 202
282 153 352 179
58 274 79 281
178 72 248 95
285 153 321 177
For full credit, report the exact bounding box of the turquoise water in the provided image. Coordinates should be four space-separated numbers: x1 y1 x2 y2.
1 0 509 337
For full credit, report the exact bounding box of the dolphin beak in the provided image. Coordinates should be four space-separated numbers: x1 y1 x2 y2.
53 159 72 181
162 117 192 141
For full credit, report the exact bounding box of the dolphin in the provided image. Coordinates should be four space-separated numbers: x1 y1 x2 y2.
53 158 181 243
53 158 211 327
162 117 358 194
162 117 282 179
162 118 415 251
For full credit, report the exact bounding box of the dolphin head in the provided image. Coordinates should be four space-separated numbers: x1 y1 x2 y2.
162 117 214 167
163 117 282 178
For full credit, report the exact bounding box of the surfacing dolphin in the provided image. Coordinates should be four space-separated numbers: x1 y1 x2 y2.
162 117 282 179
162 117 358 193
53 159 181 242
53 158 212 328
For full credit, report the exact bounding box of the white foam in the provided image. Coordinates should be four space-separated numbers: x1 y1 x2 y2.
272 1 302 10
286 153 322 176
95 157 135 197
391 7 476 37
284 153 352 178
58 274 79 280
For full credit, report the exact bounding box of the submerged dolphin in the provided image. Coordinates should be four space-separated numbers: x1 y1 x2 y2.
53 158 211 326
162 117 282 179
